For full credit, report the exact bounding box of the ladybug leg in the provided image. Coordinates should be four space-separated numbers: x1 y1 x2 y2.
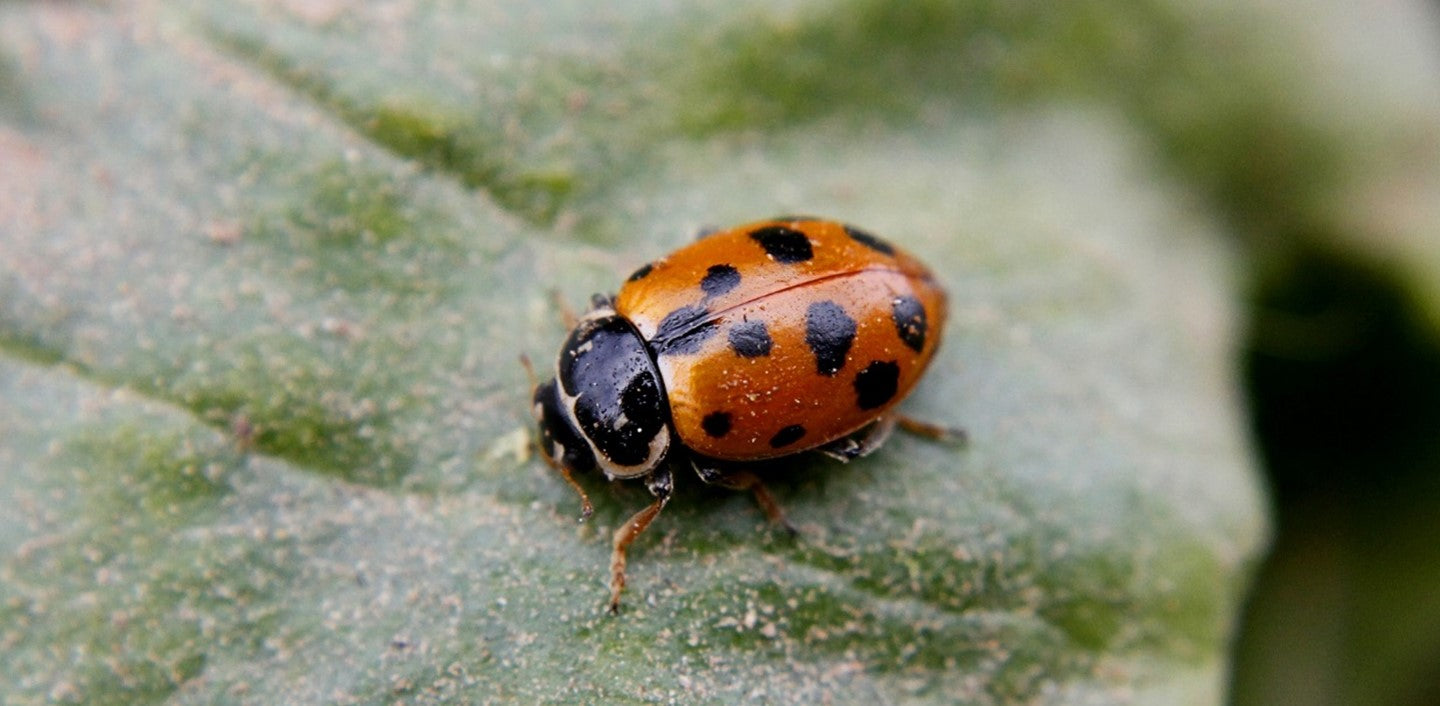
537 447 594 521
895 414 968 445
816 415 899 462
608 465 673 614
818 414 966 463
547 289 579 329
690 458 797 536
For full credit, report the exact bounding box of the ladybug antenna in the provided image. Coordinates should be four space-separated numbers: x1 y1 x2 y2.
518 353 539 389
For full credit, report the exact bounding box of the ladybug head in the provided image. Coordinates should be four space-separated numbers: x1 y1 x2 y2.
532 306 672 480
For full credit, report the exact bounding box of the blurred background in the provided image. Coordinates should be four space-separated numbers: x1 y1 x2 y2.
1215 3 1440 704
1235 251 1440 704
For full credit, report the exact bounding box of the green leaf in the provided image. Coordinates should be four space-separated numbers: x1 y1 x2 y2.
0 1 1322 703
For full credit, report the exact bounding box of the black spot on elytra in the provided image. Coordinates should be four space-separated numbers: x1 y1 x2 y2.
651 304 718 356
891 295 927 352
854 360 900 410
844 225 895 255
749 226 814 264
805 300 857 376
627 262 655 282
770 424 807 448
702 411 732 438
728 320 773 357
700 264 741 297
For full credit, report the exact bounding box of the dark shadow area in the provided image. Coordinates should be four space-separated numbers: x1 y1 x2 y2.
1234 247 1440 706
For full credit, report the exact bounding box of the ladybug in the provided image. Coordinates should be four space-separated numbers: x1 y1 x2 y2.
531 217 956 612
